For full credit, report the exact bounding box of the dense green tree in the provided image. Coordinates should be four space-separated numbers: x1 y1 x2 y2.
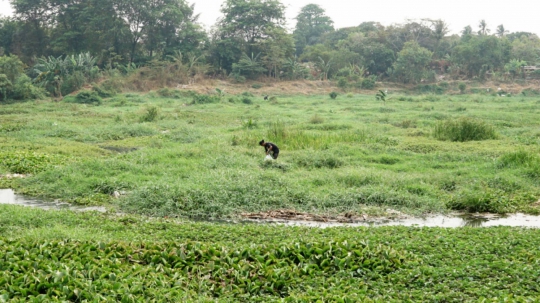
450 35 511 78
211 0 288 76
390 41 432 83
260 27 294 78
319 27 361 50
10 0 53 60
341 32 394 75
510 35 540 64
293 4 334 56
0 17 19 56
141 2 206 59
385 22 433 53
461 25 473 37
10 0 205 66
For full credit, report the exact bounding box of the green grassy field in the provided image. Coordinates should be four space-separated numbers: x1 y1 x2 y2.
1 206 540 302
2 91 540 301
1 91 540 217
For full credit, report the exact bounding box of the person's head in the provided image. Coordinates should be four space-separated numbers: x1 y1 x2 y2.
259 139 265 146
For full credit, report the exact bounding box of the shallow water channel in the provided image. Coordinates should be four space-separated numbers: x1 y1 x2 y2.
2 188 540 228
259 213 540 228
0 189 106 212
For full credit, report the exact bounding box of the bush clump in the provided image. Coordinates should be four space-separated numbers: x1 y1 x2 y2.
360 76 377 89
140 106 160 122
191 94 221 104
65 90 103 105
329 92 338 99
458 82 467 93
93 85 117 98
433 118 496 142
12 75 46 100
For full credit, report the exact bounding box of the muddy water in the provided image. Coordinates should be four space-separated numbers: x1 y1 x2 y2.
0 189 106 212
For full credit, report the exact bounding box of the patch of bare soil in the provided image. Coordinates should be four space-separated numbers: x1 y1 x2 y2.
240 209 405 224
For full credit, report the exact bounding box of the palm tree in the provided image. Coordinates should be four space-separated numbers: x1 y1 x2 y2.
428 19 449 58
496 24 508 37
478 20 490 35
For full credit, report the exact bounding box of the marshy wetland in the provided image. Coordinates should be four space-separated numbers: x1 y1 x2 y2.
2 90 540 301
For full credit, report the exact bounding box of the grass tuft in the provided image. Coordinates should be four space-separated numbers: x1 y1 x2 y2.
433 117 497 142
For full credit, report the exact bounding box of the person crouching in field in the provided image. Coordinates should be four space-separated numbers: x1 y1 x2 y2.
259 139 279 159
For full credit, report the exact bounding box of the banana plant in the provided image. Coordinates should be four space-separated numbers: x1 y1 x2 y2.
376 89 391 105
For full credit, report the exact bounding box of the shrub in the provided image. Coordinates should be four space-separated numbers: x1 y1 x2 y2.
12 75 46 100
156 88 174 97
458 82 467 93
61 71 87 95
66 90 102 105
361 76 376 89
140 106 159 122
191 94 220 104
433 118 497 142
0 55 25 82
336 77 348 89
415 84 445 94
241 97 253 104
329 92 338 99
241 91 254 97
93 85 117 98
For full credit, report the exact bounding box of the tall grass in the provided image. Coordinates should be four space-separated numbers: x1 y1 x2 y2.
264 121 368 150
433 117 497 142
497 149 539 168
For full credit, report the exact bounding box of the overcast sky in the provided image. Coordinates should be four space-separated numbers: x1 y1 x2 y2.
1 0 538 36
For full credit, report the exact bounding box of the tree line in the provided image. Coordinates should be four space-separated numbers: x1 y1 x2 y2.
0 0 539 100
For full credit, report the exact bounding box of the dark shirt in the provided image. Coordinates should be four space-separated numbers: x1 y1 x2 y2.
263 142 279 153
